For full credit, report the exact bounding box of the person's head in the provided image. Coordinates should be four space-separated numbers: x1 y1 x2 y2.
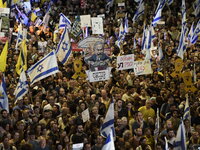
1 109 8 118
77 124 84 134
145 99 152 109
94 41 104 55
117 99 124 108
83 143 91 150
139 136 147 146
136 128 143 136
191 131 199 140
39 136 47 148
165 120 172 129
167 129 175 138
92 106 99 115
101 89 107 98
96 135 103 144
59 88 65 96
48 95 55 106
137 111 143 121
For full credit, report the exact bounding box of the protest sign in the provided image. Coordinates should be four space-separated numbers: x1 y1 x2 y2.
171 58 184 78
117 54 134 70
78 36 104 48
72 43 83 51
71 16 82 37
91 17 104 34
86 68 111 82
133 60 153 75
80 15 91 28
82 108 90 122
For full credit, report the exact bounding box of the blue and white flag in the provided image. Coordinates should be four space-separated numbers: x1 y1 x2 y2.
167 0 173 5
100 100 115 138
35 18 43 27
154 108 160 144
132 0 144 22
183 95 190 121
193 0 200 16
15 6 29 26
43 10 50 30
190 20 200 44
152 0 166 26
174 120 187 150
124 14 129 33
0 75 9 112
181 0 186 25
106 0 114 13
165 137 169 150
177 24 187 59
15 23 23 50
27 51 59 85
116 21 125 48
59 13 71 29
145 27 152 60
56 26 72 64
14 70 28 101
158 43 163 61
102 130 115 150
188 22 194 42
141 25 147 50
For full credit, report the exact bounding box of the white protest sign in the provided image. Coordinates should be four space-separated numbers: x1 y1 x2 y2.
78 36 104 48
80 15 91 28
133 60 153 75
118 3 125 6
72 143 84 150
82 108 90 122
0 8 10 14
91 17 104 34
97 14 105 18
117 54 134 70
86 68 111 82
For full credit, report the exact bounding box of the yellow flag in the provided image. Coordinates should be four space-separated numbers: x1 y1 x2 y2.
0 41 8 72
31 13 37 22
16 40 27 75
0 0 6 8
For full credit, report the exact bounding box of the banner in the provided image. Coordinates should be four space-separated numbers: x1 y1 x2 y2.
91 17 104 34
78 36 104 48
133 60 153 75
86 68 111 82
71 16 82 37
117 54 134 70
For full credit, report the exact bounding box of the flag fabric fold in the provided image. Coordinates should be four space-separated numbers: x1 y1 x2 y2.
27 51 59 85
16 40 27 75
0 75 9 112
152 0 166 26
59 13 71 29
102 130 115 150
56 26 72 64
100 100 115 138
132 0 144 23
14 70 28 101
0 41 8 72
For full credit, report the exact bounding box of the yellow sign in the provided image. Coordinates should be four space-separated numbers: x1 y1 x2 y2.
72 59 86 79
182 70 197 92
171 58 184 78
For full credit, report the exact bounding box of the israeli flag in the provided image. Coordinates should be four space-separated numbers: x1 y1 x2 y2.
56 26 72 64
124 14 129 33
132 0 144 23
154 109 160 144
14 70 28 101
190 20 200 44
177 24 187 59
141 25 147 50
100 100 115 138
116 22 125 48
27 51 59 85
15 23 23 50
174 120 187 150
167 0 173 5
102 130 115 150
59 13 71 29
106 0 114 13
0 75 9 112
181 0 186 25
152 0 166 26
193 0 200 16
183 95 190 121
188 22 194 42
158 43 164 61
145 27 152 60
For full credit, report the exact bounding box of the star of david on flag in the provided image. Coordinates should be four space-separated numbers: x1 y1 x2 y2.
14 70 28 101
27 51 59 85
56 26 72 64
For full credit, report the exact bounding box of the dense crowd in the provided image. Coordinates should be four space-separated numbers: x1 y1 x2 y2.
0 0 200 150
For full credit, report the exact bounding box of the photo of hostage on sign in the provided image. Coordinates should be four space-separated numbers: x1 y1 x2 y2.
85 41 111 71
83 40 112 82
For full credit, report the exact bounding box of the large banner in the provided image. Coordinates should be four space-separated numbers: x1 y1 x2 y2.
133 60 153 75
117 54 134 70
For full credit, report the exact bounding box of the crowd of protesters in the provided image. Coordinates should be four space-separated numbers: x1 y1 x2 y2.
0 0 200 149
